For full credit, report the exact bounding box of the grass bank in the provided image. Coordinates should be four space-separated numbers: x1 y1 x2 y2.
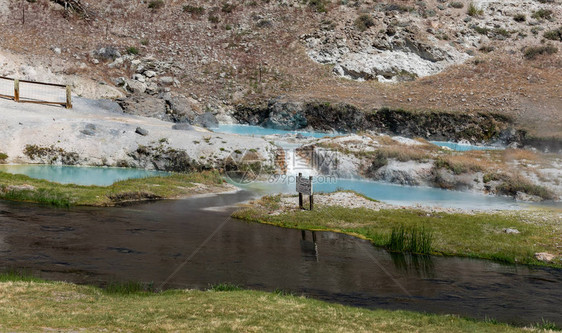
232 195 562 267
0 170 225 207
0 274 547 332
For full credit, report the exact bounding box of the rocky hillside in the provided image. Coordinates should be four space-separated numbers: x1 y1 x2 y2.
0 0 560 139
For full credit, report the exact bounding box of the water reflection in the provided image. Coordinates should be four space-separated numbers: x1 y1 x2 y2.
390 253 435 279
300 231 318 262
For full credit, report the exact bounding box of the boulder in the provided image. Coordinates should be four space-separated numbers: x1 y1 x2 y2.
117 95 169 120
124 79 147 94
194 112 218 128
168 96 198 123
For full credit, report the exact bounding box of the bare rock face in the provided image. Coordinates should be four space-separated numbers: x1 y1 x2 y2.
371 160 434 186
264 99 308 130
303 17 470 82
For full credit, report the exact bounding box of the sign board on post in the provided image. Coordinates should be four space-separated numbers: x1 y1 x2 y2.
296 173 313 210
296 175 312 195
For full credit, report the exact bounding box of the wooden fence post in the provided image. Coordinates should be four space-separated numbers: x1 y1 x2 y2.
298 172 303 209
66 85 72 109
309 175 314 211
14 79 19 102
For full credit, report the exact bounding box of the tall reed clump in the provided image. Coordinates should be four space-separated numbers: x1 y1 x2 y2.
387 225 433 254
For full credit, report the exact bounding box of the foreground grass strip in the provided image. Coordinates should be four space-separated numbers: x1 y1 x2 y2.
0 170 224 206
233 195 562 268
0 279 537 332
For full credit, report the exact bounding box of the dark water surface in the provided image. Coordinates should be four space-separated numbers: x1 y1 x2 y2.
0 193 560 326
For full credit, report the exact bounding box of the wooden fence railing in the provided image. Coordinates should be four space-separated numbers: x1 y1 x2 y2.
0 76 72 109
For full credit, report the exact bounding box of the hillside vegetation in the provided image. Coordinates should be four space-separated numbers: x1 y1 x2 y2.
0 0 560 139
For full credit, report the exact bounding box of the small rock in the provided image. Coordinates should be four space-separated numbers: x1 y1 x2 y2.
503 228 520 234
534 252 555 262
124 79 147 94
135 127 149 136
133 74 146 83
144 70 156 78
108 57 124 69
92 59 99 64
159 76 174 85
52 47 62 55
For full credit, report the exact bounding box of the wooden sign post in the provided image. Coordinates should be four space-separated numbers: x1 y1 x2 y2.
296 173 313 210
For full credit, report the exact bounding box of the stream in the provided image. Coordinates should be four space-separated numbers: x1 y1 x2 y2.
0 194 561 326
0 124 560 326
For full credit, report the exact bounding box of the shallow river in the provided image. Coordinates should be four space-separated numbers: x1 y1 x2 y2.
1 192 561 326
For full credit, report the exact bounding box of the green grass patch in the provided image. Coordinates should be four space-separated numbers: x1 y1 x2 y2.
0 270 45 283
0 170 225 206
0 279 542 332
233 195 561 267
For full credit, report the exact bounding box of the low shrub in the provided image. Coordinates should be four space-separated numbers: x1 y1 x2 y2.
126 46 139 55
308 0 328 13
479 45 494 53
531 9 553 20
523 45 558 59
183 5 204 15
435 155 489 175
450 2 464 9
467 3 483 17
473 26 489 35
496 175 555 200
147 0 164 10
543 27 562 41
208 15 220 24
513 14 526 22
221 2 235 13
355 14 375 32
377 146 431 163
0 153 7 162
